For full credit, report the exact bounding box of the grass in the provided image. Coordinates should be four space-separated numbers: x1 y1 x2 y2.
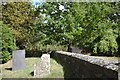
1 57 64 78
1 55 118 78
45 58 64 78
2 58 39 78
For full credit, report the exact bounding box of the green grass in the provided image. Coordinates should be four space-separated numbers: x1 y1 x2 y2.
1 57 64 78
1 56 119 78
45 59 64 78
2 58 39 78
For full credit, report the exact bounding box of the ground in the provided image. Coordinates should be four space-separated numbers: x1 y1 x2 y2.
0 56 118 78
1 58 64 78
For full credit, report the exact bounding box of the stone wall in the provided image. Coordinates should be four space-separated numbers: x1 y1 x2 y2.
51 51 118 79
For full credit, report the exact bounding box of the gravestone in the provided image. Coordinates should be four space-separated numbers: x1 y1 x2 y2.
12 50 25 71
34 54 50 78
68 46 82 53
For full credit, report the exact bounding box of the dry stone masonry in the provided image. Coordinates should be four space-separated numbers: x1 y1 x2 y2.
34 54 50 78
57 51 119 71
51 51 119 79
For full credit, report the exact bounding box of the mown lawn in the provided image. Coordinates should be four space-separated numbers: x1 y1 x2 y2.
1 57 64 78
1 56 118 78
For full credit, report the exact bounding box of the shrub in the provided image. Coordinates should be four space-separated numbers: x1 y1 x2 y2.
0 21 16 63
26 43 67 53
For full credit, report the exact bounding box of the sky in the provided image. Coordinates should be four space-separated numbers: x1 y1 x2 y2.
32 0 42 6
32 0 65 10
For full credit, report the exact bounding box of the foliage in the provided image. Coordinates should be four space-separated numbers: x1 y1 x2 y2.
0 21 16 63
2 2 35 49
2 2 119 55
35 2 119 55
26 44 67 53
35 2 83 46
72 3 119 54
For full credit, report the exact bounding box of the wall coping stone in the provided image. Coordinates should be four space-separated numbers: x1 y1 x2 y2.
56 51 119 71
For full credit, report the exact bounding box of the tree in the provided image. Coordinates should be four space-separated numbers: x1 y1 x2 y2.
72 3 119 54
35 2 119 55
2 2 36 49
35 2 83 46
2 2 119 55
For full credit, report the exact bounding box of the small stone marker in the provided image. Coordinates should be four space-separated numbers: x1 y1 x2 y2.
34 54 50 78
68 46 82 53
12 50 25 71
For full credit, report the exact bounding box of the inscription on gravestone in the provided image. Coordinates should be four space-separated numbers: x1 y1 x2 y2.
12 50 25 71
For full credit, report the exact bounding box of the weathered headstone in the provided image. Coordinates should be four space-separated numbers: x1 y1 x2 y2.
12 50 25 71
68 46 82 53
34 54 50 78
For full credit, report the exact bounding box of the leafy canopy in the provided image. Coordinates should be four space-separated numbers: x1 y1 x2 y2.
35 2 119 54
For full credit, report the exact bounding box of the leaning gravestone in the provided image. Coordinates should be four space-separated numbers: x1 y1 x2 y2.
12 50 25 71
34 54 50 78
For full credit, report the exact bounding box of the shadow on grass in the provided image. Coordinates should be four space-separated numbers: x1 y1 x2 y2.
5 67 12 71
30 71 34 76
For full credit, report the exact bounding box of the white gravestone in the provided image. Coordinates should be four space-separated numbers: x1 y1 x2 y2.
12 50 25 71
34 54 50 78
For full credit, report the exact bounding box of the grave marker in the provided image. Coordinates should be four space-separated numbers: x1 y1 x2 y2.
34 54 50 78
12 50 25 71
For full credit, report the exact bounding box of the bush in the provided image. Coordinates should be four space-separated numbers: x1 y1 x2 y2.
26 43 67 53
2 51 11 63
0 21 16 63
